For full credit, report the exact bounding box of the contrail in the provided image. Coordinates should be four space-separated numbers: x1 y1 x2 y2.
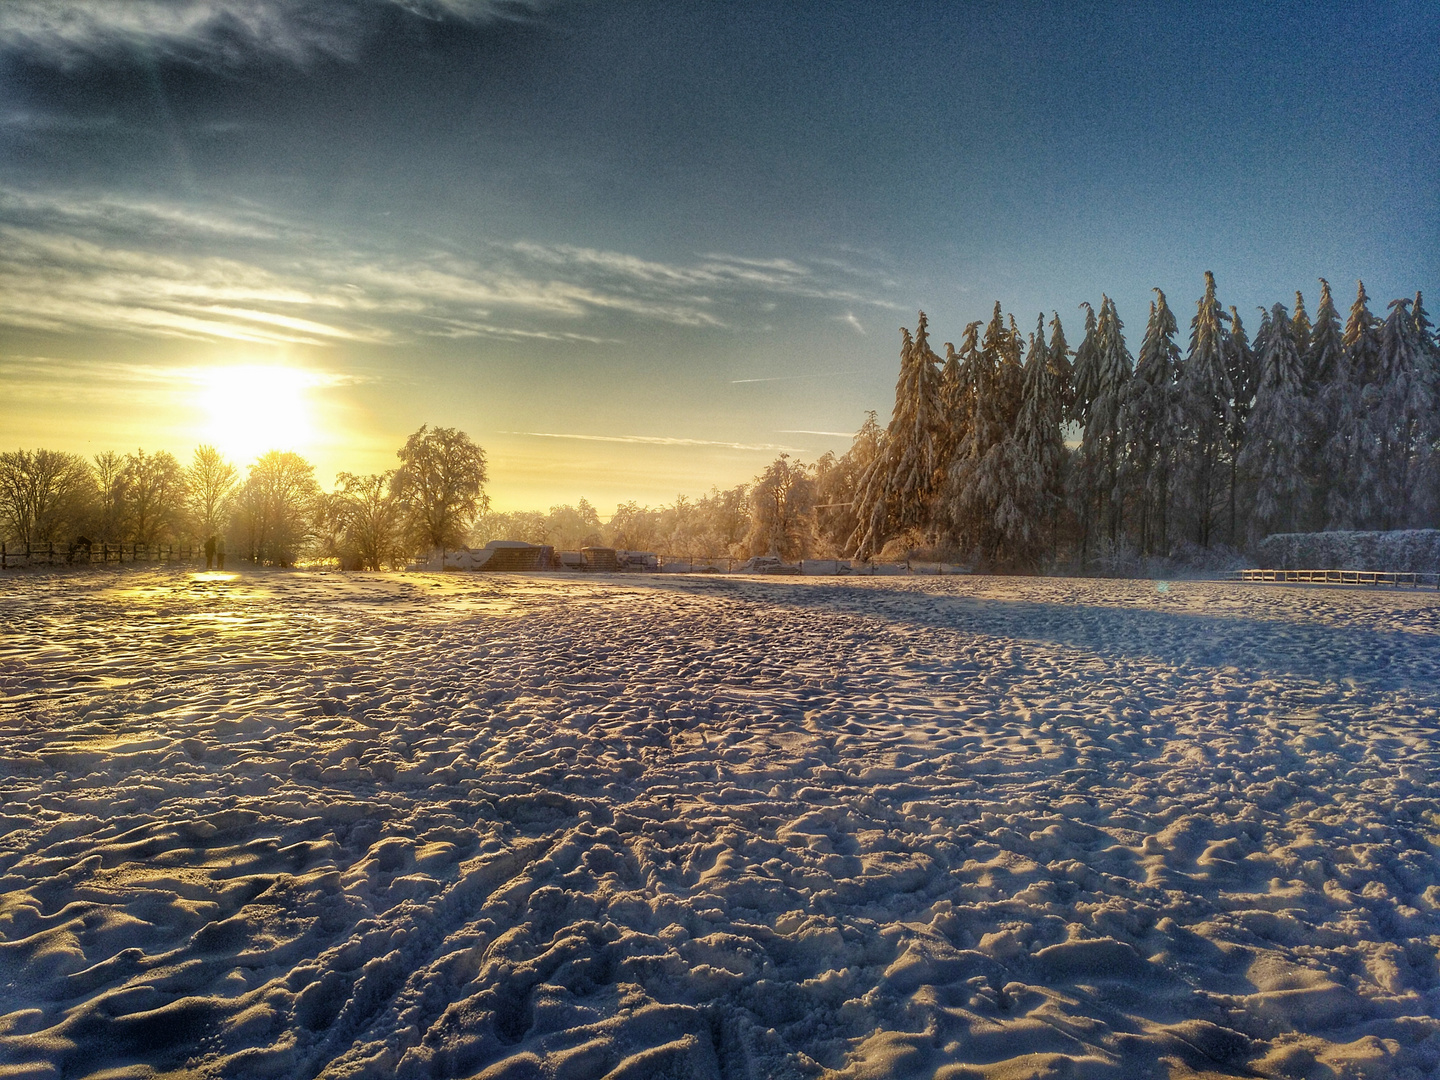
503 431 801 452
730 368 869 384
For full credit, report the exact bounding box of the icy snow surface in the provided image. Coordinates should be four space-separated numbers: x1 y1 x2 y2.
2 568 1439 1079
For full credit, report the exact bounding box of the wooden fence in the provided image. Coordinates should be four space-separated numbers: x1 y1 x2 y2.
1228 568 1440 589
1 542 201 569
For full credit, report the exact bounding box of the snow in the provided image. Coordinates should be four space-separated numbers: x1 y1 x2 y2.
2 567 1439 1078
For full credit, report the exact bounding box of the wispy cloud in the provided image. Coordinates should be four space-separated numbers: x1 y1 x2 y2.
0 353 359 411
505 431 801 453
0 1 551 69
0 188 901 348
778 429 859 439
419 318 620 345
510 243 903 312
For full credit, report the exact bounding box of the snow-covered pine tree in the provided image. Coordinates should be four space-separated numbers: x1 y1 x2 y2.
1241 302 1307 538
1175 271 1234 548
1069 301 1101 430
849 313 945 559
1065 301 1104 558
1082 296 1133 547
1047 313 1074 553
1343 280 1382 383
936 331 968 478
1122 289 1183 555
1415 291 1436 355
1291 290 1312 369
1047 310 1073 419
935 321 982 552
943 304 1020 563
1301 278 1345 530
998 308 1026 430
1251 304 1272 362
1005 313 1069 565
996 315 1065 561
1369 297 1432 528
1325 281 1382 528
1412 292 1440 524
1223 306 1256 546
814 411 883 555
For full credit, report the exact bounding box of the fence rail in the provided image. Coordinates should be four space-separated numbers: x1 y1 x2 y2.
1 542 201 569
1229 568 1440 589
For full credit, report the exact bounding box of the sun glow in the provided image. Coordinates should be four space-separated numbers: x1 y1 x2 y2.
195 365 321 466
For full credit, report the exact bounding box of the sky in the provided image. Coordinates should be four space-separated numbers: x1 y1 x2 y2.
1 0 1436 511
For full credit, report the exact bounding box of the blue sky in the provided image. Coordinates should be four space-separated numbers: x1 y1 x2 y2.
1 0 1435 509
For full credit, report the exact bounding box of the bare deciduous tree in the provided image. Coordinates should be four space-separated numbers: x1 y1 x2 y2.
91 451 125 544
0 449 94 547
324 471 403 570
748 454 816 560
118 449 186 546
230 451 319 566
606 501 662 551
186 444 238 542
392 425 488 558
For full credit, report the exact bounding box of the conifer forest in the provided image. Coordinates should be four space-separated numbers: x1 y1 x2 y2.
845 275 1440 569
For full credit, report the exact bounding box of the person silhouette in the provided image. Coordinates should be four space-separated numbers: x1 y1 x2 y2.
204 534 217 570
216 535 226 570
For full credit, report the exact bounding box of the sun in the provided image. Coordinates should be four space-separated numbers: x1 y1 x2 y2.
195 365 318 466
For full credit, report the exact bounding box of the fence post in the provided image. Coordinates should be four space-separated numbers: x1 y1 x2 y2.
1 542 5 569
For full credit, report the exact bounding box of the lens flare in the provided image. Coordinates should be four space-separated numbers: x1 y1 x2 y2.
195 365 318 466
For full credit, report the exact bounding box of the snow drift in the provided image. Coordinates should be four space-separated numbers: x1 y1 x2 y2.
1 568 1438 1078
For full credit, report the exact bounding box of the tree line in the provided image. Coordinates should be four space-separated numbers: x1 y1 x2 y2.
838 274 1439 568
0 426 487 569
511 274 1437 571
7 275 1432 573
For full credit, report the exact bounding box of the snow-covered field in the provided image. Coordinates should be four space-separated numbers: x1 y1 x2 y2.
1 569 1439 1080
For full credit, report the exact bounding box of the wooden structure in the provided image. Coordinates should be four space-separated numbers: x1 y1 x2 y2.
1228 568 1439 589
1 542 200 569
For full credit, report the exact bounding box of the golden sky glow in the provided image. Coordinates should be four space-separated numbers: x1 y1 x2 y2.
193 364 321 466
2 5 1429 514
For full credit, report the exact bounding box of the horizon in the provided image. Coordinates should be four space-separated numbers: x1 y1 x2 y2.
1 1 1435 510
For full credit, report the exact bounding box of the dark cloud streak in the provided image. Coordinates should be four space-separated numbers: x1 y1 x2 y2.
0 0 555 70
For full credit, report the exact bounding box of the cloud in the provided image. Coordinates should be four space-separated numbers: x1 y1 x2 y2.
0 352 358 413
0 188 282 241
505 431 802 453
841 311 866 334
418 318 620 345
0 189 902 348
0 0 550 69
777 429 860 439
509 244 902 312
